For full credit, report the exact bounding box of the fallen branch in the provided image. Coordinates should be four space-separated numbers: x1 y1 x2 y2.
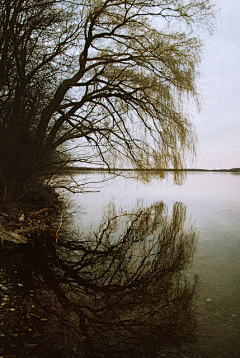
15 225 44 235
0 226 27 244
31 207 51 217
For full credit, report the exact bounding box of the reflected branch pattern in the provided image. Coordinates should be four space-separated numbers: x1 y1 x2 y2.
22 202 198 357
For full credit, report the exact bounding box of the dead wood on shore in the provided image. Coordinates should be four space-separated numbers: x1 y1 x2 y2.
0 226 27 244
0 188 63 249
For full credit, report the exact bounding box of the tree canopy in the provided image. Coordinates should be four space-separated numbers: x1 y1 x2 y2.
0 0 215 201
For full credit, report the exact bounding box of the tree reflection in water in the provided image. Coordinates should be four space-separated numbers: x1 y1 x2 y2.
22 202 198 357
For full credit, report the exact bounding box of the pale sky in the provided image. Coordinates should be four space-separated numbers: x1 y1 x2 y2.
188 0 240 169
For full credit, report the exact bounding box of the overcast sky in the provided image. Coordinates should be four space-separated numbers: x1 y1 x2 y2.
188 0 240 169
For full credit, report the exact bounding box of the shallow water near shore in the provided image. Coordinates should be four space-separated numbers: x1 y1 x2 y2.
1 171 240 358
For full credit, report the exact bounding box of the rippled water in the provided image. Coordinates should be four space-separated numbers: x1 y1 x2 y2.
64 171 240 357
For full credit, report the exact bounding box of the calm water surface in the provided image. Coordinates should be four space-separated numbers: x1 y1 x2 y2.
65 172 240 357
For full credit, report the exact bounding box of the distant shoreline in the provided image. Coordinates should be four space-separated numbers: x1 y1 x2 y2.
64 167 240 173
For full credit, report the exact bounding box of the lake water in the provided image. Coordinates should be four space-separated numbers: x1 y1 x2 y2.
63 171 240 357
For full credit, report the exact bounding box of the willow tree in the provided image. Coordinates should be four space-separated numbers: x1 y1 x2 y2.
0 0 214 202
